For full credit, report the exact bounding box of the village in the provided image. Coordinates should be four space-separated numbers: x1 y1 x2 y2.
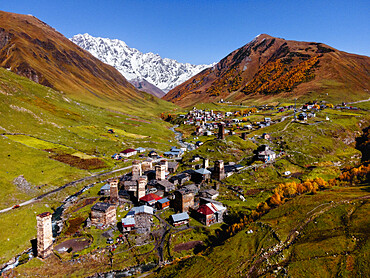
177 100 337 135
29 99 363 276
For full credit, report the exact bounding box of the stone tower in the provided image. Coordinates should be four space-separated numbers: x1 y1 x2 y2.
203 158 209 169
160 159 168 172
218 123 225 140
37 212 53 258
109 178 119 204
174 189 194 212
155 164 166 181
132 160 142 180
137 177 147 201
212 160 225 181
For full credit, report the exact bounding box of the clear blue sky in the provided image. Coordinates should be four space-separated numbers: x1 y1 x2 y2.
1 0 369 64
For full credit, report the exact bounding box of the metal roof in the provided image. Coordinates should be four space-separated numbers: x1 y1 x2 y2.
171 212 189 222
121 148 137 154
122 217 135 226
140 193 162 202
195 168 211 175
157 197 170 204
130 205 154 215
197 203 226 215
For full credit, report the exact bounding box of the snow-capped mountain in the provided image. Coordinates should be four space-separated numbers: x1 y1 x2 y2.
70 33 214 94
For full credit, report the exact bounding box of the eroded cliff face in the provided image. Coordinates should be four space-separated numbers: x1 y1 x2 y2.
0 27 49 86
0 28 13 50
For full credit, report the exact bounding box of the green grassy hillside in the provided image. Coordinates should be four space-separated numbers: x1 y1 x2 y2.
0 68 176 208
0 68 178 265
153 184 369 278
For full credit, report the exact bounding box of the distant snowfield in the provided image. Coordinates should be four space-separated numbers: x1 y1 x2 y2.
70 33 215 93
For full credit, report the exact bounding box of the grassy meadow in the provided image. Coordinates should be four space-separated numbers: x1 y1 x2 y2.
0 67 178 265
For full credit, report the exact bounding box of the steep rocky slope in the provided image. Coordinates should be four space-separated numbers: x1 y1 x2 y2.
0 11 171 110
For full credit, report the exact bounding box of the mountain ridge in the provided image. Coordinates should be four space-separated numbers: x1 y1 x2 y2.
70 33 214 95
164 34 370 107
0 11 173 112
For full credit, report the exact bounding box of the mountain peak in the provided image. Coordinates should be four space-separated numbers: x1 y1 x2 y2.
70 34 214 93
255 34 274 39
164 35 370 107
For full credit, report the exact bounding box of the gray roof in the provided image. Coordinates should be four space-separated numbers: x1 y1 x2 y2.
205 189 219 196
168 162 179 168
183 184 198 193
157 180 175 188
100 183 110 191
171 212 189 222
164 151 180 156
195 168 211 175
92 202 113 212
129 205 153 215
122 218 135 226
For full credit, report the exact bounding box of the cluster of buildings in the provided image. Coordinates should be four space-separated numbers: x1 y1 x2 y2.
180 107 224 125
90 155 234 236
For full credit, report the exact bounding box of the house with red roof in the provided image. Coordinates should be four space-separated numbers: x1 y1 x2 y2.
122 217 135 232
120 148 137 158
139 193 162 206
196 202 226 226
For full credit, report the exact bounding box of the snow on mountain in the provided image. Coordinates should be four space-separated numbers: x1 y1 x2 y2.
70 33 214 93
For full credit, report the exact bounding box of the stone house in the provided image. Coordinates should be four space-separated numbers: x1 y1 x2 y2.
194 168 211 182
91 202 117 228
196 202 226 226
99 183 110 195
126 205 153 234
156 180 175 193
169 173 191 186
142 158 153 172
201 189 219 200
168 162 179 173
257 145 276 163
